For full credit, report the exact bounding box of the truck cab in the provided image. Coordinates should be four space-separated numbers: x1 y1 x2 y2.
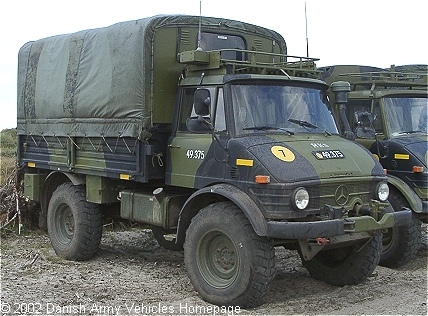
164 47 410 305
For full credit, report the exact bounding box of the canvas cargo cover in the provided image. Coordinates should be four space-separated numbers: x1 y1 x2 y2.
17 15 286 138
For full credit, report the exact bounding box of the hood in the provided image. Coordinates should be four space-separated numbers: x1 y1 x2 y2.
246 134 382 183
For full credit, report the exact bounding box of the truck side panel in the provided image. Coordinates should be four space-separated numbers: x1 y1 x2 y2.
19 135 164 183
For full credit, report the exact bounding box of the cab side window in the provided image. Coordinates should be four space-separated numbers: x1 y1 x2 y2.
214 88 226 133
372 101 383 133
178 88 197 131
178 87 227 133
348 100 371 128
348 99 384 136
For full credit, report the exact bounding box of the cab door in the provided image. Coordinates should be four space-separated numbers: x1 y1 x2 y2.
167 87 227 188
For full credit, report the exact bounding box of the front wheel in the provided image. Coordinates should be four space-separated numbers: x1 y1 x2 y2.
47 183 103 261
301 231 382 286
184 202 276 308
380 190 422 268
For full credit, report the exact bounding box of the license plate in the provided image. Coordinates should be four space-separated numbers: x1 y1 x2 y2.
312 150 345 160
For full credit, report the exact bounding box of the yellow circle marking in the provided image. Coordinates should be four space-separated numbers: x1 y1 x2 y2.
271 146 295 162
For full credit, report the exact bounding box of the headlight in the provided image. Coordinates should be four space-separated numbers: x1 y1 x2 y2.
377 182 389 201
291 187 309 210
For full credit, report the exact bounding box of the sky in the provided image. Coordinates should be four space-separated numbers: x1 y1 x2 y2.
1 0 427 130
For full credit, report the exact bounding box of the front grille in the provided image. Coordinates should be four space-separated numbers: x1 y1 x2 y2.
249 181 373 220
317 182 371 208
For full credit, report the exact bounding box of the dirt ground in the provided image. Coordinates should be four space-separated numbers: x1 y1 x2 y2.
1 224 427 316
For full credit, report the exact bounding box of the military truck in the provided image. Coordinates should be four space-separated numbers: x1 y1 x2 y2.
17 15 411 307
321 65 427 268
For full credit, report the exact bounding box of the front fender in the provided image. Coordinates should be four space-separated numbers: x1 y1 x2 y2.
176 183 268 245
387 174 424 213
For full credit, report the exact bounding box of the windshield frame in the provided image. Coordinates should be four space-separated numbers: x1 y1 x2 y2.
226 80 339 137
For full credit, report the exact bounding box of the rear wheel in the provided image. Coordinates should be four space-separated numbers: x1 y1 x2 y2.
47 183 103 261
380 189 422 268
301 231 382 286
184 202 276 308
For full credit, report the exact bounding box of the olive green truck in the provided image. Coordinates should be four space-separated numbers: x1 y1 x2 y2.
321 65 427 268
17 15 411 307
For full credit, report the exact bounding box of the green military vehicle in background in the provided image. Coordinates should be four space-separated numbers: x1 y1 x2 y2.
17 15 411 307
321 65 427 268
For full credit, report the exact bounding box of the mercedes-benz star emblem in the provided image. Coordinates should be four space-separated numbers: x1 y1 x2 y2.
334 185 349 206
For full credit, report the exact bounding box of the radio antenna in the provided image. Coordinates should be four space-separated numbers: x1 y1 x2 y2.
305 1 309 57
197 0 202 50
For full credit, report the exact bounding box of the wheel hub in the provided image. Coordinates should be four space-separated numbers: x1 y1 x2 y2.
216 246 236 270
65 213 75 234
197 231 239 288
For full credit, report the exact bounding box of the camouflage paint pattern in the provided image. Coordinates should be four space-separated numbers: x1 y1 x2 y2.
18 17 409 239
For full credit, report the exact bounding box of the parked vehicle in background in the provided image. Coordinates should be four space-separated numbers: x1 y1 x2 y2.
321 64 427 268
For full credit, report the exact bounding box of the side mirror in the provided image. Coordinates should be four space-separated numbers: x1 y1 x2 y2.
194 88 211 116
354 111 376 139
186 89 212 133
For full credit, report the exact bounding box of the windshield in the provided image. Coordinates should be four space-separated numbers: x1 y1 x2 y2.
231 83 338 135
384 97 428 136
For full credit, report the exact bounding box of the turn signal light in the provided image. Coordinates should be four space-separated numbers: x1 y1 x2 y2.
413 166 424 173
255 175 270 184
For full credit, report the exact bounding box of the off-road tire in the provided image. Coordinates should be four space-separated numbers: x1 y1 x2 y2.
184 202 276 308
47 183 103 261
380 189 422 268
151 226 183 251
301 231 382 286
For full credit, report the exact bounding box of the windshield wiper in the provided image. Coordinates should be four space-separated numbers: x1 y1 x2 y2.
288 118 318 129
396 130 424 135
242 126 294 135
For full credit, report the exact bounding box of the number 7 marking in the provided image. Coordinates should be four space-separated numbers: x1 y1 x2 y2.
271 146 295 162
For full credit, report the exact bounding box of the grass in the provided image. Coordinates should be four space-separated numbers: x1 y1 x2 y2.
1 155 16 186
0 129 17 186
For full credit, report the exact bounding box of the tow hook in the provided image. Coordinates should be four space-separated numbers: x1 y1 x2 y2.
316 237 329 245
353 200 386 221
324 205 348 219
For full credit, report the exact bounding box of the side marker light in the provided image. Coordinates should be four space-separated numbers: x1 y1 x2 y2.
255 175 270 184
413 166 424 173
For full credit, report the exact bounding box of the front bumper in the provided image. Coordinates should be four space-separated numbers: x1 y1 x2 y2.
266 208 412 239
